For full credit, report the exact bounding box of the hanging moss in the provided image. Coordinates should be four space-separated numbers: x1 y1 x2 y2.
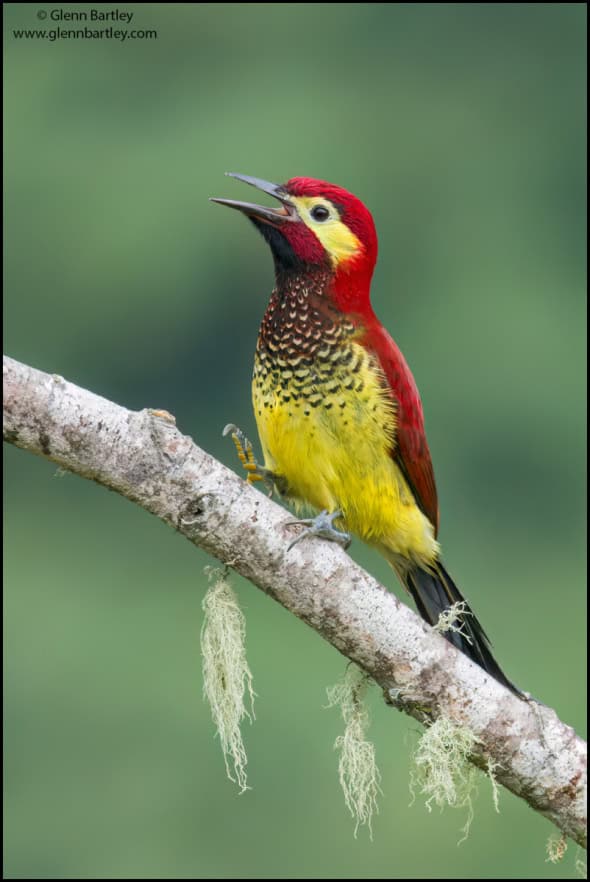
201 567 256 793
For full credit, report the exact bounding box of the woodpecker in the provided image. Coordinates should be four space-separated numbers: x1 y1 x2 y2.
211 173 520 695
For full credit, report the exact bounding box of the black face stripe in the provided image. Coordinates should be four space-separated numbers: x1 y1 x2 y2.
250 217 331 281
329 201 345 219
250 218 305 272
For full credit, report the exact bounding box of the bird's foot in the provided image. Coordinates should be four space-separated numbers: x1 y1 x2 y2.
287 509 352 552
223 423 279 495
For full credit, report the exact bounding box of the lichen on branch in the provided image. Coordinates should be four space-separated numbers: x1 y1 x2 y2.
3 354 587 849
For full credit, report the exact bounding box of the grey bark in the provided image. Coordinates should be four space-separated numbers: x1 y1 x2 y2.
3 354 586 848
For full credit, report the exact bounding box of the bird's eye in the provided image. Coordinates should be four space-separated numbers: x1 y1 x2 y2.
310 205 330 222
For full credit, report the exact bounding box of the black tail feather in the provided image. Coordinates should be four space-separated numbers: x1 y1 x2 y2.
402 560 521 696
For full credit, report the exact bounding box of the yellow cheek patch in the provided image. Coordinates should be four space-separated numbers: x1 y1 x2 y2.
292 196 363 266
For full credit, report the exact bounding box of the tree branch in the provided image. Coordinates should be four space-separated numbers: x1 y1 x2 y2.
3 354 586 848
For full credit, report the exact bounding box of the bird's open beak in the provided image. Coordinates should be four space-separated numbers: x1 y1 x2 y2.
210 173 297 226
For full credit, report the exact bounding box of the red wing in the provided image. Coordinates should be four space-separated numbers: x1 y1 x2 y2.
363 324 440 535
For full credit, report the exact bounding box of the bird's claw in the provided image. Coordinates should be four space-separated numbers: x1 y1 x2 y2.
223 423 275 494
287 509 352 551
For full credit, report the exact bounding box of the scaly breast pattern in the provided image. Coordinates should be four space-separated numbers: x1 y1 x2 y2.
253 276 431 551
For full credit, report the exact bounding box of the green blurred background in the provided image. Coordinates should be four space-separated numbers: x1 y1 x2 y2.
3 3 586 878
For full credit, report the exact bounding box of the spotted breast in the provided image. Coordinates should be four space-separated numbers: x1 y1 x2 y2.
251 273 416 550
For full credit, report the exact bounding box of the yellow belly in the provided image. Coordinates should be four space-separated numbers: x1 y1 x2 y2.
253 342 437 564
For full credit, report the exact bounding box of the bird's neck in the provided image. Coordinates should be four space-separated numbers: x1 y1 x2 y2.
272 263 373 315
258 268 355 364
273 265 333 302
